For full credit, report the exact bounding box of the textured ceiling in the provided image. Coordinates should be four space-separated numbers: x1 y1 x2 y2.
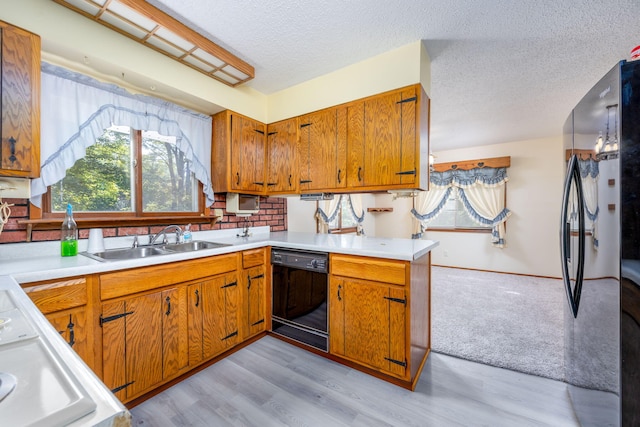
148 0 640 151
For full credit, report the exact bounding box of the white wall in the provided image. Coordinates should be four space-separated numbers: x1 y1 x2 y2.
372 136 565 278
429 137 564 277
287 194 377 234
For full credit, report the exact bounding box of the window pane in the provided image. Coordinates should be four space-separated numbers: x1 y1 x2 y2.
51 127 133 212
329 196 358 230
427 189 491 230
141 131 198 212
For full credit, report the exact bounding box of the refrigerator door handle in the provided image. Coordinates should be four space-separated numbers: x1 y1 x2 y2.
560 154 586 318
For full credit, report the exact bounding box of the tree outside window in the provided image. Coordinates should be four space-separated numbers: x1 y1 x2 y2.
50 126 198 214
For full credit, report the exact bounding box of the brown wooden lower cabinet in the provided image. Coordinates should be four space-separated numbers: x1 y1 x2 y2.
101 287 185 401
329 277 407 379
21 247 429 403
328 252 430 389
22 277 95 371
241 248 268 340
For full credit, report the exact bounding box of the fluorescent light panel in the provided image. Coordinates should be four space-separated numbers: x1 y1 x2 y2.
53 0 255 87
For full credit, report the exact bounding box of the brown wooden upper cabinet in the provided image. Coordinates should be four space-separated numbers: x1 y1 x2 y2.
347 84 427 190
211 110 266 194
297 107 347 192
266 118 298 194
211 83 428 196
0 21 40 178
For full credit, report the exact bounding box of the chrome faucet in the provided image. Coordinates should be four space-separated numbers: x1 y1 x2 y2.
237 218 251 238
149 225 183 245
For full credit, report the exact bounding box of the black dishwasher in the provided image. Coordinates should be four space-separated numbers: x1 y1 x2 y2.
271 248 328 351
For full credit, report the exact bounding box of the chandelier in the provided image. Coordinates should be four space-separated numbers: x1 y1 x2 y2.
595 104 619 160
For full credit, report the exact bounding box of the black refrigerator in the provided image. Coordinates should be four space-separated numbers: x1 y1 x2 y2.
561 59 640 426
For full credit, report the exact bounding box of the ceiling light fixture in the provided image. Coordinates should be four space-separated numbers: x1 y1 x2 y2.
53 0 255 87
595 104 619 161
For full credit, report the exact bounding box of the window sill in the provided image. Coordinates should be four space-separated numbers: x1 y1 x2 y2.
426 228 491 233
18 216 220 242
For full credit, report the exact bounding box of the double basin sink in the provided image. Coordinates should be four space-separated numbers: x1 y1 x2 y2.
81 240 230 262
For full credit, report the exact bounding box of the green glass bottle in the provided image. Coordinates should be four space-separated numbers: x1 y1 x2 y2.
61 203 78 257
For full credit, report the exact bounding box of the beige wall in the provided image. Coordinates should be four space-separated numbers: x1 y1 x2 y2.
372 136 565 278
267 41 430 122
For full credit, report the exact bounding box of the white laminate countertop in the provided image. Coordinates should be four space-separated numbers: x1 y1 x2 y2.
0 227 439 283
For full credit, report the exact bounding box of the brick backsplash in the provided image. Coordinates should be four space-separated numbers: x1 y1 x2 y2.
0 194 287 244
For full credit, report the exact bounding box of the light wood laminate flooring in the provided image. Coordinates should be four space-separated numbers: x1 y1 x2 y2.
130 336 579 426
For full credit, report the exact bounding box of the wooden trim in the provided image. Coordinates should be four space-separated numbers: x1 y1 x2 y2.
566 149 597 161
426 227 492 233
432 156 511 172
432 264 561 280
367 207 393 212
19 216 219 242
52 0 254 86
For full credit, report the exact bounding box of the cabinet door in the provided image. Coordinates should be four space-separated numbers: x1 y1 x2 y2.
187 282 203 366
266 119 298 193
161 287 183 380
245 264 266 337
0 22 40 177
298 108 345 191
231 114 266 192
347 87 418 188
123 292 164 398
46 308 91 368
102 292 164 400
329 277 407 378
202 273 239 359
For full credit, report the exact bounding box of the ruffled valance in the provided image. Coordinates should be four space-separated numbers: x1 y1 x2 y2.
411 166 511 247
430 167 508 188
30 62 214 208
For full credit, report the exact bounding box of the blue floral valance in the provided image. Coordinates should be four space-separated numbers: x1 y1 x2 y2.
430 167 508 188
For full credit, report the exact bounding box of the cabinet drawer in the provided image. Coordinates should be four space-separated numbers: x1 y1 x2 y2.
242 248 265 269
331 254 407 286
23 278 88 314
100 253 238 300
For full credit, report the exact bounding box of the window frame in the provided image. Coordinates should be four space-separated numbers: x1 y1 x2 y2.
326 196 358 234
425 156 510 233
41 128 206 220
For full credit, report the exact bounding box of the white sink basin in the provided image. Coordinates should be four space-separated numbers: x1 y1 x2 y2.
0 290 97 426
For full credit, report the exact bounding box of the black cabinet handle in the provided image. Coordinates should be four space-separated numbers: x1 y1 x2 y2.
288 175 292 187
247 274 251 290
300 179 312 184
396 169 416 176
8 136 17 163
165 296 171 316
357 167 362 182
255 129 265 135
67 314 75 347
337 284 342 301
337 169 342 184
195 289 200 307
236 172 240 186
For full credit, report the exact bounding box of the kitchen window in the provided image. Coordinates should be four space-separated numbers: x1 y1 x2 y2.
28 62 214 228
48 126 199 215
426 188 492 230
328 196 358 234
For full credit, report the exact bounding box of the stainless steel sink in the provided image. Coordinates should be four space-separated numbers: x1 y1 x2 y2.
163 240 230 252
81 240 230 262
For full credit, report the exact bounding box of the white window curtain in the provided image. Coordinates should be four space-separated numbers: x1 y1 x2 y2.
30 62 214 208
579 158 600 249
347 194 365 235
316 195 342 234
411 167 511 247
411 185 452 238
